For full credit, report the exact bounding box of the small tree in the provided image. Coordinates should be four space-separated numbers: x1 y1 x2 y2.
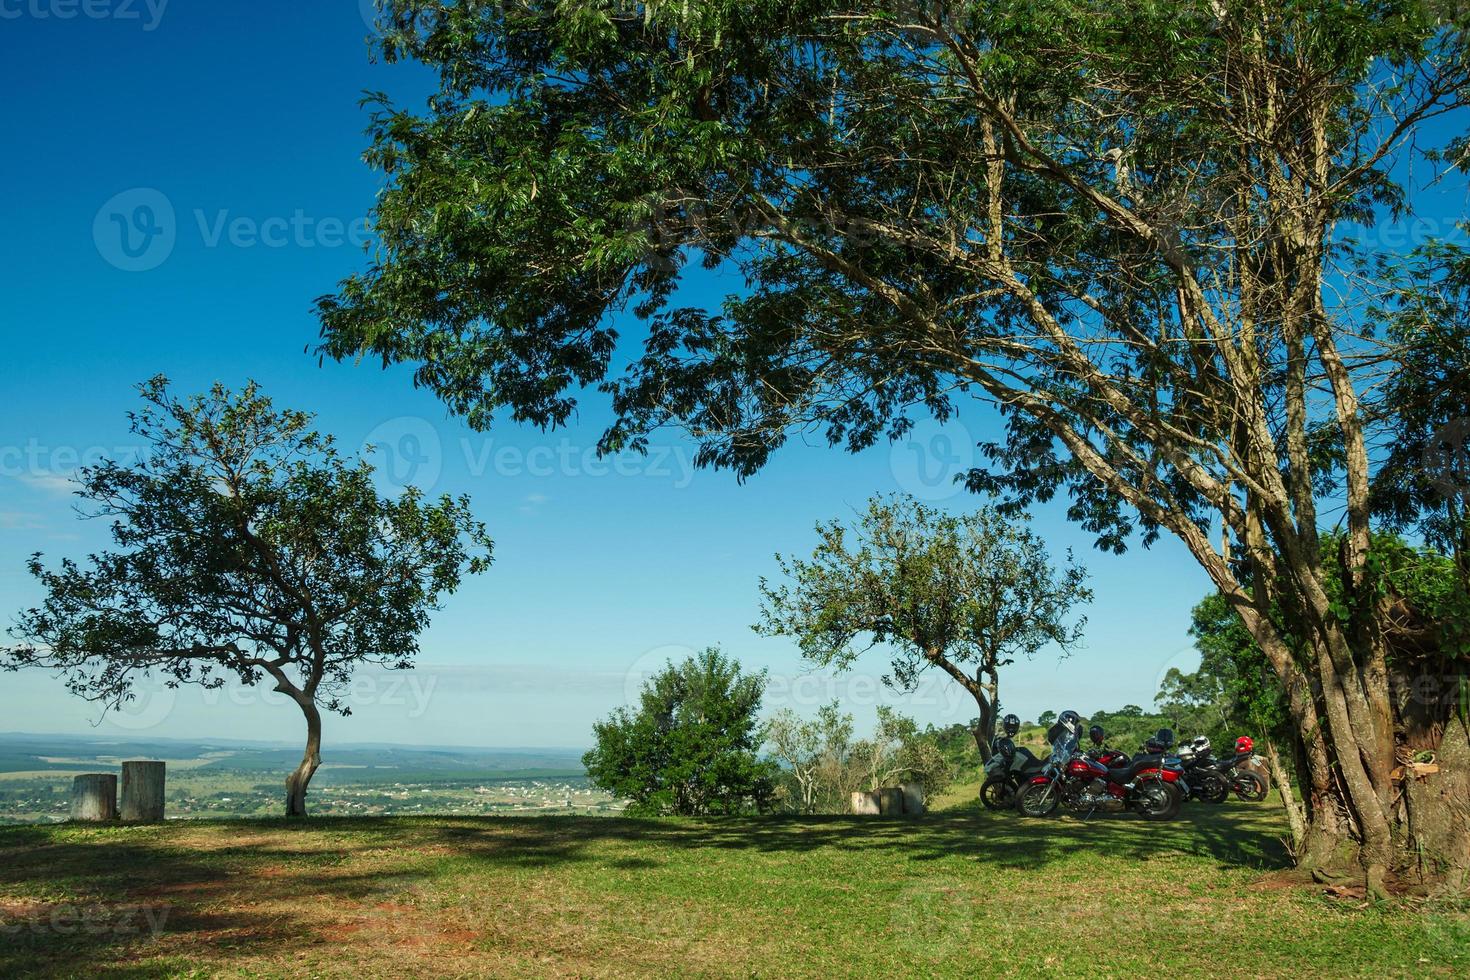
5 378 491 817
850 706 954 798
766 703 952 813
584 647 777 816
756 495 1091 759
766 701 852 814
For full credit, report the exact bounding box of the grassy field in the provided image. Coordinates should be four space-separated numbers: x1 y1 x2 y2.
2 795 1467 978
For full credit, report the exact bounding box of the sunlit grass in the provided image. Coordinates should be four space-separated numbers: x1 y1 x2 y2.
1 799 1464 978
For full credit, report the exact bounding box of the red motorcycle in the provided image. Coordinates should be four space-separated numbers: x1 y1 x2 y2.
1017 734 1184 820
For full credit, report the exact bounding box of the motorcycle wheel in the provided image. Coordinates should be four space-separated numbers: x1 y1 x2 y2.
1134 781 1182 821
1195 772 1229 804
1017 782 1060 818
979 776 1015 811
1232 771 1268 802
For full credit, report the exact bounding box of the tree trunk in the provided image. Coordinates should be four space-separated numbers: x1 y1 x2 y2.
1265 741 1304 853
1401 705 1470 895
120 761 166 823
970 673 998 763
285 701 323 818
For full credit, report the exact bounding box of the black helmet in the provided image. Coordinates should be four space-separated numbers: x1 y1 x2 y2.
1088 724 1105 746
1001 713 1021 737
1155 728 1175 748
1058 710 1081 733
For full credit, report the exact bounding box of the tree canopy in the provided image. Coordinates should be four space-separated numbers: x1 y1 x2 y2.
5 378 492 816
755 494 1090 756
583 646 778 815
321 0 1470 892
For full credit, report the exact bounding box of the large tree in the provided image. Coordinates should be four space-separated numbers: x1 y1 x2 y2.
4 378 491 816
755 495 1090 758
321 1 1470 892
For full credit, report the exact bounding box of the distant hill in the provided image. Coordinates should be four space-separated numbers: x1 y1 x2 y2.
0 732 589 784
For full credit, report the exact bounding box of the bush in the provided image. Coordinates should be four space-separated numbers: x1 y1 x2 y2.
583 647 778 815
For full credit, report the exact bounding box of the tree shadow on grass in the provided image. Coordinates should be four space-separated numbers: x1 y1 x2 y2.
354 798 1291 875
0 803 1289 976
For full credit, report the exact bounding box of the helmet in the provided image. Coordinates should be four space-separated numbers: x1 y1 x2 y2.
1001 714 1021 737
1058 710 1081 733
1235 735 1254 754
1190 736 1210 753
1154 728 1175 749
1088 725 1105 746
1143 736 1167 754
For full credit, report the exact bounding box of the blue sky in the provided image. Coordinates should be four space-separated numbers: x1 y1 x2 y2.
2 3 1460 750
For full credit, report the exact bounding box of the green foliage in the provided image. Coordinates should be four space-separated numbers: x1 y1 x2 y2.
1370 236 1470 570
5 378 491 718
583 647 777 815
755 494 1089 747
766 702 955 813
1085 707 1176 754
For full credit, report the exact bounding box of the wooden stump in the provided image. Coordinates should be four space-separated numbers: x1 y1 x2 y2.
900 782 926 816
70 774 118 822
877 787 904 816
121 761 166 823
850 790 881 815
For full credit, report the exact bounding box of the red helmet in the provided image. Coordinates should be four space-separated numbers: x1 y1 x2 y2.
1235 735 1255 754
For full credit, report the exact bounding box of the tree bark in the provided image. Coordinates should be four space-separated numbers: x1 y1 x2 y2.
1265 741 1304 852
285 701 323 818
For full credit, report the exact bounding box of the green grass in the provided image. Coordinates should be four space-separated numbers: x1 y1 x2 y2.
1 796 1466 978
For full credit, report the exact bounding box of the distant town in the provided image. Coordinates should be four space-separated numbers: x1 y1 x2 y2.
0 733 618 824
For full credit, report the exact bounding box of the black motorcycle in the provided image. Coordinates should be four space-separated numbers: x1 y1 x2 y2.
1214 751 1268 801
1175 741 1230 804
979 735 1046 810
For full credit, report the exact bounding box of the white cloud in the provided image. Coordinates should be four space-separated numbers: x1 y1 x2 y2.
0 511 45 531
15 474 77 496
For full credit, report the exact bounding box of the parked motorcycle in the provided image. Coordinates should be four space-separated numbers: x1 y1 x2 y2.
979 714 1045 810
1175 736 1230 804
1016 729 1185 821
1213 736 1268 801
980 736 1047 809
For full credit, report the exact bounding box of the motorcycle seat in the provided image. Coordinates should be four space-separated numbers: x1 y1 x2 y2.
1108 757 1163 782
